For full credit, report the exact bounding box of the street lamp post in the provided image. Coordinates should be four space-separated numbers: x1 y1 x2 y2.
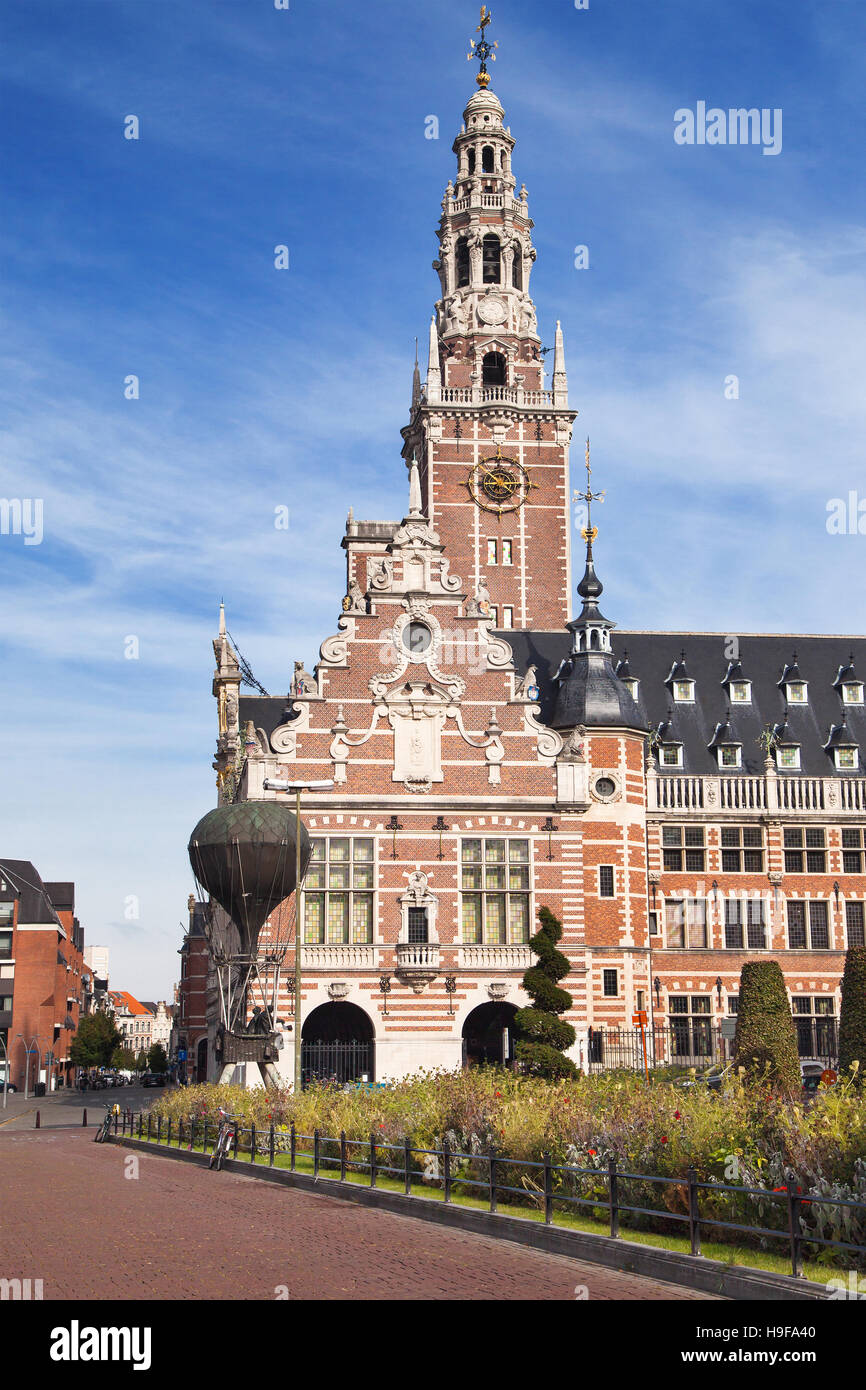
263 778 333 1093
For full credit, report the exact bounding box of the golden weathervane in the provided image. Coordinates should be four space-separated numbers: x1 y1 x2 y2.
468 6 498 88
573 438 605 543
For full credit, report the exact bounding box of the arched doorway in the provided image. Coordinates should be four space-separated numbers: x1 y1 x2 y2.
195 1037 208 1084
301 1001 375 1087
462 1002 518 1068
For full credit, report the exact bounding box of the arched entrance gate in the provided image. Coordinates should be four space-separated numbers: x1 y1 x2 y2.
301 1001 375 1087
462 1002 518 1068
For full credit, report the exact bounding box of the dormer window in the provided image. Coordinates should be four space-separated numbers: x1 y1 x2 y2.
836 747 859 770
843 682 865 705
673 679 695 703
622 678 639 701
717 745 742 769
786 681 807 704
776 746 801 770
730 681 751 704
660 744 683 768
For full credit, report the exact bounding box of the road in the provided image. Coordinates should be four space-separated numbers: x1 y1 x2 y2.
0 1127 722 1301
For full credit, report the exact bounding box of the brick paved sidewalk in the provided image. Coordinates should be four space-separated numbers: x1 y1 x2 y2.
0 1130 720 1301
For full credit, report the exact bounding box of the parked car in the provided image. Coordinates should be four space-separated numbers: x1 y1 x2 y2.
141 1072 167 1087
1 1078 18 1093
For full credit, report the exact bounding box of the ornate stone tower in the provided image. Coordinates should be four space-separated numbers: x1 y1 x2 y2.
403 15 577 632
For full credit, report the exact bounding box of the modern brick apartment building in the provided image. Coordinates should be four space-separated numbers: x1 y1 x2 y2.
208 68 863 1083
0 863 88 1090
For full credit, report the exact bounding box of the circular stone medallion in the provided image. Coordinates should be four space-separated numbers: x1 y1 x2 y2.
477 296 507 326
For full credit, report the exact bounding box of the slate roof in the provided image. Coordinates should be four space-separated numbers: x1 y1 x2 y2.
505 631 866 778
44 882 74 911
0 860 62 925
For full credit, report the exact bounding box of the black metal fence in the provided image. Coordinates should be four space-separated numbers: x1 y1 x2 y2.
585 1022 839 1074
117 1109 866 1280
301 1041 374 1088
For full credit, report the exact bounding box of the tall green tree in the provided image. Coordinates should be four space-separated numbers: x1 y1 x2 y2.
146 1043 168 1074
838 946 866 1083
734 960 801 1091
69 1011 122 1069
514 906 578 1079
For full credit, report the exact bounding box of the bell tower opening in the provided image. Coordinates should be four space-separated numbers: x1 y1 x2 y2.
482 351 506 386
482 234 501 283
456 236 470 288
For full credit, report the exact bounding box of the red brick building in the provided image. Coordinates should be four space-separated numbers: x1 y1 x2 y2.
0 863 86 1090
173 897 211 1083
209 71 861 1083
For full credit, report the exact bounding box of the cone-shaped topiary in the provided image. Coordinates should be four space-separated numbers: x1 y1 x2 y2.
515 906 578 1078
838 946 866 1084
733 960 801 1092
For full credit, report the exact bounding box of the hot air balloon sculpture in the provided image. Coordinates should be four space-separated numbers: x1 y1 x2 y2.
188 800 311 1086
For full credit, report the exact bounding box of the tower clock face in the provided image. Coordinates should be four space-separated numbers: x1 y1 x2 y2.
466 455 535 516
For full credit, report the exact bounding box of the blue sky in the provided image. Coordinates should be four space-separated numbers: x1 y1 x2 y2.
1 0 864 998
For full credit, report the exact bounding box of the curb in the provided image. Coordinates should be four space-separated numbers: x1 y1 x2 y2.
115 1135 830 1301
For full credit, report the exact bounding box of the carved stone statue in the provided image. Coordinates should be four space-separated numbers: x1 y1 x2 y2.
342 579 367 615
465 577 492 617
514 665 538 700
291 660 316 696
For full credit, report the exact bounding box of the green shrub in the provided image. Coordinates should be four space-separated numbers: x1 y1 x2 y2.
514 906 577 1079
839 947 866 1084
734 960 801 1092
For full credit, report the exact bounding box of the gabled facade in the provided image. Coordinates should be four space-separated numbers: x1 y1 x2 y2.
209 52 862 1082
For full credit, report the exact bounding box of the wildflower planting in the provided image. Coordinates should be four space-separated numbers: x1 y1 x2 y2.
147 1065 866 1269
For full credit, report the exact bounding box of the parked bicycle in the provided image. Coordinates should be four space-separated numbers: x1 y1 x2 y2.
208 1108 239 1171
93 1103 120 1143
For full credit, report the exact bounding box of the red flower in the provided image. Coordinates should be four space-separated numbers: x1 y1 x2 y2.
588 1148 597 1157
660 1136 668 1144
378 1123 385 1129
494 1091 502 1098
674 1111 681 1120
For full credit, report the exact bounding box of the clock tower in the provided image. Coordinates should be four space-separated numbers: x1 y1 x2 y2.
402 22 577 632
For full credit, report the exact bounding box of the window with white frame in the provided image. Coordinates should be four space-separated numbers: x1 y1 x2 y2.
673 679 695 703
835 746 859 770
501 539 513 566
717 745 742 769
669 995 713 1058
502 606 514 630
487 539 497 566
842 682 864 705
664 898 708 948
842 828 866 874
622 678 639 700
784 827 826 874
659 743 683 767
775 745 800 770
724 896 767 949
461 838 530 945
303 837 374 944
662 825 705 873
786 681 808 704
729 681 751 703
846 901 865 948
786 900 830 950
721 825 763 872
792 995 835 1058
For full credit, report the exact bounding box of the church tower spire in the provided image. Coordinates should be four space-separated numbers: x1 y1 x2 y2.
401 9 578 631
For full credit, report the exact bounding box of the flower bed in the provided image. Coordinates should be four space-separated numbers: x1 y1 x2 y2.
148 1067 866 1265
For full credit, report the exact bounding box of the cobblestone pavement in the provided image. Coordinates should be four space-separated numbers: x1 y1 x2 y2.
0 1130 721 1301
